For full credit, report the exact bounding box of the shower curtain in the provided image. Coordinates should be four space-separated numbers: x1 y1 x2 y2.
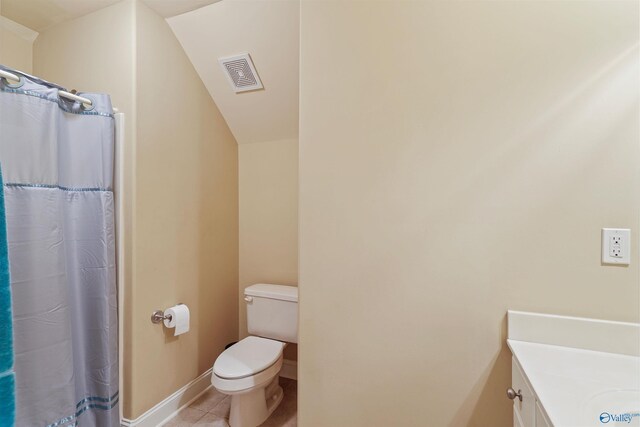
0 66 119 427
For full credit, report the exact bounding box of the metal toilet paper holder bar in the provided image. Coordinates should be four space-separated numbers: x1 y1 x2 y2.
150 304 184 324
151 310 172 324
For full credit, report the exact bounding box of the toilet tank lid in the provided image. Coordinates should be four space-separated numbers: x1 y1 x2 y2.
244 284 298 302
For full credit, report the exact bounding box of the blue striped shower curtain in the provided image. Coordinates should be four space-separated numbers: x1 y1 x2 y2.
0 66 119 427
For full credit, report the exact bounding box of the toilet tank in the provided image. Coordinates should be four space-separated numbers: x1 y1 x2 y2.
245 284 298 344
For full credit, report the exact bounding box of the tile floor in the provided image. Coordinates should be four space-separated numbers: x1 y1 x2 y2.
162 378 297 427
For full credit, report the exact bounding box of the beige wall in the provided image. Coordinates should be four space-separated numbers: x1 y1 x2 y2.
131 0 238 418
239 138 298 358
0 16 36 73
299 1 639 426
33 0 239 419
33 0 135 150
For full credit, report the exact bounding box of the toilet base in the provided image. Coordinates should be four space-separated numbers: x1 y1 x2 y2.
228 375 283 427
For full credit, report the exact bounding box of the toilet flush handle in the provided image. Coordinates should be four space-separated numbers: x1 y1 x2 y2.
244 296 253 303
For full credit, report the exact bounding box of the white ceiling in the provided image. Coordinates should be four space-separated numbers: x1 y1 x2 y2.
0 0 221 32
168 0 299 144
141 0 221 18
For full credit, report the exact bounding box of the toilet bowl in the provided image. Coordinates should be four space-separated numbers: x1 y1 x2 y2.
212 336 285 427
212 284 298 427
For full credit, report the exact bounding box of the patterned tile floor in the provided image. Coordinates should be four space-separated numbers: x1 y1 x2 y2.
162 378 297 427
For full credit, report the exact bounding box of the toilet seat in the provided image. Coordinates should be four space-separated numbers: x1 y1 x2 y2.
212 356 283 394
214 336 285 380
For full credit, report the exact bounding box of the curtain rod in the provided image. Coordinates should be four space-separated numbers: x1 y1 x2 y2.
0 69 93 107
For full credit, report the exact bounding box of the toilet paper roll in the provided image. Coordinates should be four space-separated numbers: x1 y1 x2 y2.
163 304 190 336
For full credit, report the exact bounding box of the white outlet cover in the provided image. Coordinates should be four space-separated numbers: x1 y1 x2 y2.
602 228 631 265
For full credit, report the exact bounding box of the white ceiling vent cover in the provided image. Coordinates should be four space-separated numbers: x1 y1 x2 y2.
219 53 263 93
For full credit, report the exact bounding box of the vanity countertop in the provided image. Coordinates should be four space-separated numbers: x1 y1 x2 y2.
508 339 640 427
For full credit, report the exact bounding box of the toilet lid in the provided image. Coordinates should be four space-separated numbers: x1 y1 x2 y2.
214 336 285 379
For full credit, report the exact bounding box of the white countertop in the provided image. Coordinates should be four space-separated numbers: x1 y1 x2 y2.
508 339 640 427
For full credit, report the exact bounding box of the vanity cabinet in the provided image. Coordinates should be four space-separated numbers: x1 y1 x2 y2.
510 357 553 427
507 310 640 427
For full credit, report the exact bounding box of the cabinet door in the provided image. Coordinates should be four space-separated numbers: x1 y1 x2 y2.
535 401 553 427
514 405 525 427
512 357 536 427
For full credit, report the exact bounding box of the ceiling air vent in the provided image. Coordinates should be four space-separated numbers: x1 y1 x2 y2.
218 53 263 93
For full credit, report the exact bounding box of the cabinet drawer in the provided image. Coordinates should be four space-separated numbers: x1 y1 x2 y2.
512 357 536 426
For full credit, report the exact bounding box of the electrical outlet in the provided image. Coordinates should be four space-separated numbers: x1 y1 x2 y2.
610 236 622 258
602 228 630 265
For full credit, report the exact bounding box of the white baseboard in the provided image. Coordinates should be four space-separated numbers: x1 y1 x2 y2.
121 368 213 427
280 359 297 380
121 359 297 427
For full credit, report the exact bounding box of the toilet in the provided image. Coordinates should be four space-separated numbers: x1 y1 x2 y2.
212 284 298 427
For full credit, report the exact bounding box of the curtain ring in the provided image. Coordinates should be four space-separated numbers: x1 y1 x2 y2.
80 96 95 112
1 74 24 89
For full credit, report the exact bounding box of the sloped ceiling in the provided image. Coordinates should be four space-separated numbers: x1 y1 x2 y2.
141 0 221 18
0 0 220 32
168 0 299 144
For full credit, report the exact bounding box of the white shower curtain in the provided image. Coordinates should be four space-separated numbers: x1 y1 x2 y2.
0 66 119 427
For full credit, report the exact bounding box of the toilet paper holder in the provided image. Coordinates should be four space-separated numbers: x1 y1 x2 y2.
151 310 172 324
151 303 185 324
